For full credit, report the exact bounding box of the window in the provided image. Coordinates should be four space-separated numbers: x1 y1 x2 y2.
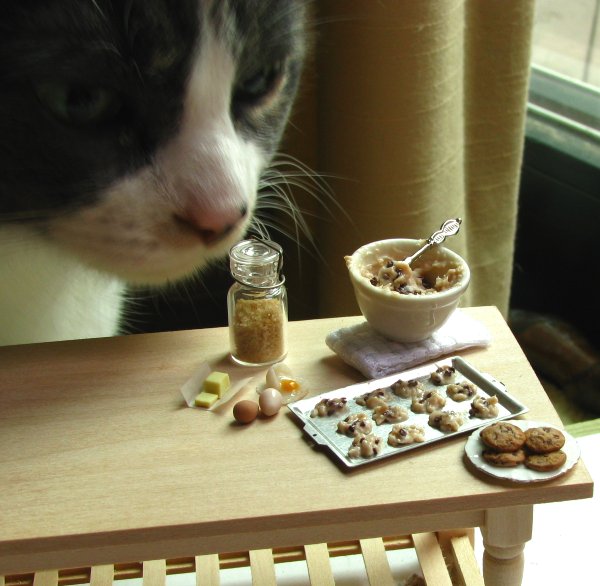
511 0 600 341
528 0 599 163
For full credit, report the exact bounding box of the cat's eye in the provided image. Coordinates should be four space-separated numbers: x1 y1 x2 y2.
35 82 122 126
235 61 284 105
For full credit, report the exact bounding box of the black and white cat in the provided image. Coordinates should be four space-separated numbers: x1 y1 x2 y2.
0 0 308 346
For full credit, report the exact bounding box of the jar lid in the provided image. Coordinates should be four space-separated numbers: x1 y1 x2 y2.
229 239 284 287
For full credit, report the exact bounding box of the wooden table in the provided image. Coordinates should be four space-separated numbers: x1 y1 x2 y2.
0 307 593 585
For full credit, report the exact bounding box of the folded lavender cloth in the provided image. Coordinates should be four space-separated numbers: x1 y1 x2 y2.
325 309 491 378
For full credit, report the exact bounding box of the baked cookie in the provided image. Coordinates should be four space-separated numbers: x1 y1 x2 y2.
480 422 526 453
525 426 565 454
525 450 567 472
482 448 526 467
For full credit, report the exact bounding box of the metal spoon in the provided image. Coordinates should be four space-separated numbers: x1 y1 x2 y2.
403 217 462 267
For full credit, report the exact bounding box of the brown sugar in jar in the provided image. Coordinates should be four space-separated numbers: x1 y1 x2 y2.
231 298 286 365
227 239 288 366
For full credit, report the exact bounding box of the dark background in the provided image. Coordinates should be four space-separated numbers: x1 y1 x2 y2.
510 135 600 343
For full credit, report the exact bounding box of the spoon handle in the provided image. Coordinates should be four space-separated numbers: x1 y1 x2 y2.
404 217 462 266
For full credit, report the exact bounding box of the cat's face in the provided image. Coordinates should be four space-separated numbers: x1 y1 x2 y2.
0 0 307 283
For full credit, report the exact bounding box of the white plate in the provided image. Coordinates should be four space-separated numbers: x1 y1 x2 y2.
464 420 580 483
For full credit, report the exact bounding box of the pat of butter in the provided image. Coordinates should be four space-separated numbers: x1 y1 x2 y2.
194 391 219 408
203 371 230 397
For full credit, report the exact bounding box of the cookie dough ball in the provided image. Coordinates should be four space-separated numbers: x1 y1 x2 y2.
388 424 426 447
411 389 446 414
348 433 383 458
337 412 373 436
391 378 424 398
428 410 464 432
430 365 457 385
310 397 348 417
446 381 478 402
372 404 409 425
469 395 499 419
355 388 394 409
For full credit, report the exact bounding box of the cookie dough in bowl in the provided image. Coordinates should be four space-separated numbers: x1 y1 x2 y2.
345 238 470 342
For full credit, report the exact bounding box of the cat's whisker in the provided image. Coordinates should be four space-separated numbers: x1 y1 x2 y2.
247 216 273 242
253 158 342 265
249 214 319 261
257 186 313 241
263 153 352 222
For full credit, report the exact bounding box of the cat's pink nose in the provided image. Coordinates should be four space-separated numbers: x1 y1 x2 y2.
174 204 248 245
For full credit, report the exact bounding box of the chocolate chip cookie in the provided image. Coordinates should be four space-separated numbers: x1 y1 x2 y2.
525 450 567 472
482 448 526 467
480 421 526 453
524 426 565 454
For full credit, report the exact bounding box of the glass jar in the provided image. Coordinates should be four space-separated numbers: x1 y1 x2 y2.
227 239 288 367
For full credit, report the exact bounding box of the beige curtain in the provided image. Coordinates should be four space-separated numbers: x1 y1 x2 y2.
280 0 535 321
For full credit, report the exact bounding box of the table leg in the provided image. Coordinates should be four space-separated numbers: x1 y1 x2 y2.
480 504 533 586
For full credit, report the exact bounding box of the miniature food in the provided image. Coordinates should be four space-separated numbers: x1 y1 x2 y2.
203 371 230 397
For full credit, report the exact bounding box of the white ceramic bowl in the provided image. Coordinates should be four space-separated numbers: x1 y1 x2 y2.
345 238 470 343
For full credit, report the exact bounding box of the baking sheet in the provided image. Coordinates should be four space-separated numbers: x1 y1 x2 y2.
288 356 528 468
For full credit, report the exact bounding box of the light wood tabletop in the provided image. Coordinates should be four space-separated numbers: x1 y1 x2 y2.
0 306 593 584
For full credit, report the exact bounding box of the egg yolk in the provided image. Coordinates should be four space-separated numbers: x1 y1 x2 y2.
280 378 299 394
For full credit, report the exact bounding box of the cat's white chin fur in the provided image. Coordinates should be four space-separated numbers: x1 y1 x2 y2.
0 228 125 346
46 170 253 286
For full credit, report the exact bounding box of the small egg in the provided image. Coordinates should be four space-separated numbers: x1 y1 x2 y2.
259 388 283 417
233 400 259 424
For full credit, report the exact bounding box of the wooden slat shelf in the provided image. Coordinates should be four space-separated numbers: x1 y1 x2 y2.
2 536 413 586
2 533 477 586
